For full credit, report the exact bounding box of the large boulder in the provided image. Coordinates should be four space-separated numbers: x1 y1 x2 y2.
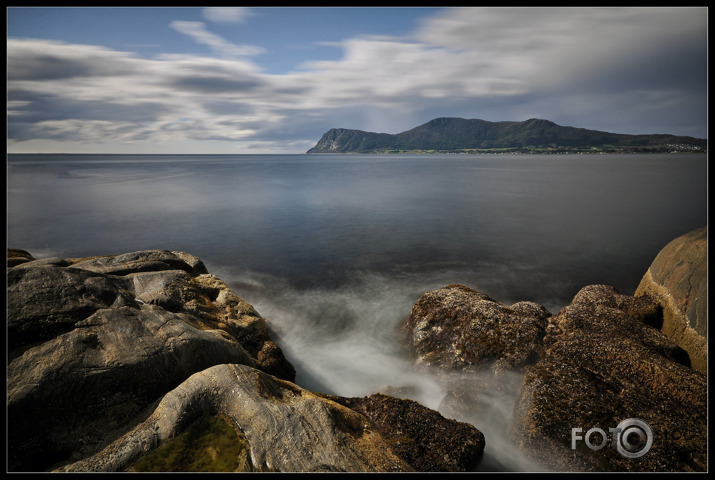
8 249 485 473
7 250 294 471
634 227 707 374
57 364 485 472
403 284 551 375
511 285 706 472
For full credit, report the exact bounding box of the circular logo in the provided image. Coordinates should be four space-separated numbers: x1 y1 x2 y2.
616 418 653 458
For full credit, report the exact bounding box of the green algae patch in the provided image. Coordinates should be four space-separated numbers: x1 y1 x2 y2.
128 414 252 472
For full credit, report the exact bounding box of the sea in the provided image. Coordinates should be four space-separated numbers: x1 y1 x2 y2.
6 152 708 471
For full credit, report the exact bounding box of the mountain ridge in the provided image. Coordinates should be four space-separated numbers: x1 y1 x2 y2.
307 117 707 154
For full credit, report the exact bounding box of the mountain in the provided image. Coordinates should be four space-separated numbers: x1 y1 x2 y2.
306 118 707 154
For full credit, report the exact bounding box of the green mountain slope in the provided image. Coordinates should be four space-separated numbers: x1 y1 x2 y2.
307 118 707 153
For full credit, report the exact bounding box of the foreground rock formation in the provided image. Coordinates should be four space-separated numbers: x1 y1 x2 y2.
9 226 705 472
403 284 551 375
56 364 484 472
634 227 707 374
58 364 410 472
401 227 707 472
512 285 706 472
7 249 484 472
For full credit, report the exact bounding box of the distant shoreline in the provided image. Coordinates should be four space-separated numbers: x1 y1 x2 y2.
307 148 706 155
8 150 706 156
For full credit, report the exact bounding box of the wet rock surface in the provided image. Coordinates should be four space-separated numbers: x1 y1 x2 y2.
511 285 707 472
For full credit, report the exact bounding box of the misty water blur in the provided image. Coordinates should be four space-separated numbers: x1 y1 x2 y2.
7 153 707 471
217 265 545 471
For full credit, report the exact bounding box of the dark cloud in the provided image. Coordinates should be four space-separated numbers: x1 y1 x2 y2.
172 75 262 93
543 34 707 97
7 39 141 81
8 91 173 124
8 55 95 81
202 101 255 116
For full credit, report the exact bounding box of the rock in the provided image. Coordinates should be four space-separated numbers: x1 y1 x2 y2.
7 250 294 472
9 249 483 473
56 364 414 472
634 227 707 374
7 248 35 267
333 393 485 472
403 284 551 375
511 285 706 472
7 262 136 359
57 364 483 472
68 249 209 277
256 340 298 382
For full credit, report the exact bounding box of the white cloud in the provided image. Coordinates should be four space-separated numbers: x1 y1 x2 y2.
169 21 264 58
202 7 255 24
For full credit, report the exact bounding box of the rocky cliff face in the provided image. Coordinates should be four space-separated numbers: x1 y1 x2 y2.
7 249 484 473
634 227 707 373
306 127 394 153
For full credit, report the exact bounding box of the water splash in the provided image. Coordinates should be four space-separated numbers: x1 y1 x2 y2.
214 265 544 471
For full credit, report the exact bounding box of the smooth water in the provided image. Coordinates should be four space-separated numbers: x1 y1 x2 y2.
6 153 708 471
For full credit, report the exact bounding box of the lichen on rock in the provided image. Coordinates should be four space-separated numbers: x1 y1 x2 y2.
511 284 706 472
403 284 551 375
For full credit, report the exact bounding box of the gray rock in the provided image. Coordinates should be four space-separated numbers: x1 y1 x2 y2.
9 249 483 473
12 256 70 268
7 263 136 359
7 250 293 471
69 249 208 277
57 364 415 472
8 304 257 471
635 227 707 373
127 269 294 379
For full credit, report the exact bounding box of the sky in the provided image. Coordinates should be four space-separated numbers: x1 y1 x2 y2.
6 6 708 154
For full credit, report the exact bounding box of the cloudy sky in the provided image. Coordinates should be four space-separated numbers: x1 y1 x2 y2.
7 7 708 154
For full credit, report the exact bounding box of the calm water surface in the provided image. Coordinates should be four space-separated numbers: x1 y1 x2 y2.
7 153 707 471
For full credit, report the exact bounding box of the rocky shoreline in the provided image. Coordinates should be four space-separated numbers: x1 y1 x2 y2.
6 227 707 472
